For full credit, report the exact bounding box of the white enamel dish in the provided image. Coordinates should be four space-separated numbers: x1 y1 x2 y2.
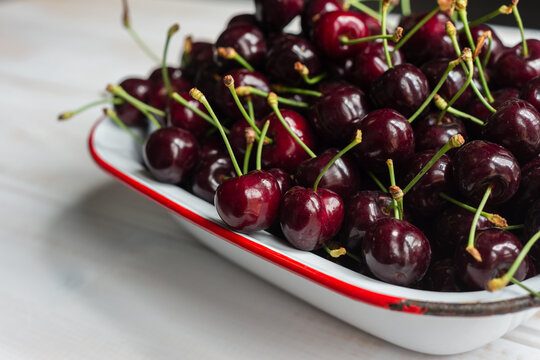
89 117 540 355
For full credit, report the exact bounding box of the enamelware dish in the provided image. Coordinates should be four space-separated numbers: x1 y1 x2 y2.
89 117 540 355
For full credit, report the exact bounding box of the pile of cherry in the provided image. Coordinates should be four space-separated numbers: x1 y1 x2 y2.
64 0 540 294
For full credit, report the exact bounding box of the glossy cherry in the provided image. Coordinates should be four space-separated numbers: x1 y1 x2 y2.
363 218 431 286
114 77 152 126
458 24 506 69
199 133 226 160
466 88 519 138
452 140 521 205
369 64 430 118
422 258 463 292
413 112 467 154
255 0 305 32
215 23 267 71
483 99 540 163
148 76 191 111
227 13 259 28
353 109 415 172
355 12 383 35
308 84 369 146
143 126 199 184
494 39 540 88
168 91 211 139
506 158 540 222
215 170 281 233
455 229 529 291
192 155 236 203
181 40 214 81
280 186 344 251
301 0 342 38
311 10 369 59
148 66 184 83
267 168 292 195
521 75 540 112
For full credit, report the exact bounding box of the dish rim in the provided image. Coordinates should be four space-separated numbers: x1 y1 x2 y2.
88 118 540 317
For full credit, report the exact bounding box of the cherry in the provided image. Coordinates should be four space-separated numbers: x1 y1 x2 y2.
279 186 344 251
455 229 529 291
192 155 236 203
362 218 431 286
458 24 505 69
413 112 467 154
261 109 317 172
301 0 342 38
199 133 227 160
148 66 184 83
352 109 415 172
148 76 191 111
265 34 322 86
143 126 199 184
369 64 430 118
113 77 152 126
351 41 405 91
356 12 383 35
466 88 519 138
215 170 281 233
295 148 361 199
521 75 540 112
255 0 305 32
168 91 211 139
340 190 393 254
215 23 267 71
227 13 259 28
494 39 540 89
506 158 540 222
308 84 369 146
483 99 540 164
311 10 369 59
229 118 260 156
452 140 521 205
267 168 292 195
422 258 463 292
181 39 214 81
525 202 540 263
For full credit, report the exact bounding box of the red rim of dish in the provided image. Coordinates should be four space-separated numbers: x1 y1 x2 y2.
88 118 540 317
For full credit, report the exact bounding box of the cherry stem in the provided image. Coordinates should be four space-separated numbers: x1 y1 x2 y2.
386 159 402 220
268 92 317 159
247 96 255 121
512 2 529 58
217 47 255 71
466 184 494 262
106 85 162 129
171 92 226 132
161 24 180 97
313 130 362 192
58 98 123 120
121 0 160 63
367 171 388 193
499 224 525 231
457 6 494 103
438 49 474 121
323 244 347 258
447 22 497 114
243 128 255 174
438 192 508 227
294 62 327 86
272 84 323 98
103 108 144 144
487 230 540 292
392 6 439 53
509 278 540 299
256 120 270 171
339 27 403 45
346 0 382 21
408 56 462 123
481 32 493 69
190 88 242 177
381 0 393 68
181 36 192 69
402 134 464 196
463 5 512 31
401 0 411 16
236 85 309 108
434 95 486 126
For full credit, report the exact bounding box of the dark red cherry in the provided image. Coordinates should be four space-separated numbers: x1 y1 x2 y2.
351 41 405 91
265 34 322 85
301 0 342 38
402 151 452 218
455 229 529 291
199 133 227 160
227 13 259 27
143 127 198 184
494 39 540 89
466 88 519 138
148 66 184 83
295 148 361 199
340 191 393 254
325 56 355 79
192 155 236 203
355 12 383 35
525 202 540 263
280 186 344 251
421 58 474 110
261 109 317 173
182 41 214 81
215 170 281 233
168 91 211 139
458 24 506 69
369 64 430 118
255 0 304 32
506 158 540 222
432 206 492 258
353 109 415 172
363 218 431 286
148 77 192 111
312 10 369 59
452 140 521 205
114 77 151 126
413 112 467 154
215 23 266 71
228 118 260 156
422 258 463 292
521 75 540 112
398 11 454 65
213 69 271 120
483 99 540 163
308 84 369 146
267 168 292 195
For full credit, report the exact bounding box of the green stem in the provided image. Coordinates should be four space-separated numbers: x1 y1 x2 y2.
438 192 508 227
386 159 401 220
272 85 323 98
171 92 222 130
513 5 529 58
482 33 493 69
499 224 525 231
347 0 381 21
466 185 493 262
256 121 270 171
240 86 309 108
125 28 160 63
243 142 253 174
367 171 388 193
340 34 393 45
313 131 362 192
58 98 123 120
509 278 540 299
381 1 393 68
438 56 474 121
161 24 179 97
300 72 327 86
247 97 255 122
392 7 439 53
104 108 144 144
107 85 162 129
434 95 487 126
464 7 505 30
401 0 411 16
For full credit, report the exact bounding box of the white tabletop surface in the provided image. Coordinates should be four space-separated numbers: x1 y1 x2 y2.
1 0 540 358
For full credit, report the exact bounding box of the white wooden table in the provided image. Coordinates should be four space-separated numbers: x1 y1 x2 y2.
1 0 540 358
